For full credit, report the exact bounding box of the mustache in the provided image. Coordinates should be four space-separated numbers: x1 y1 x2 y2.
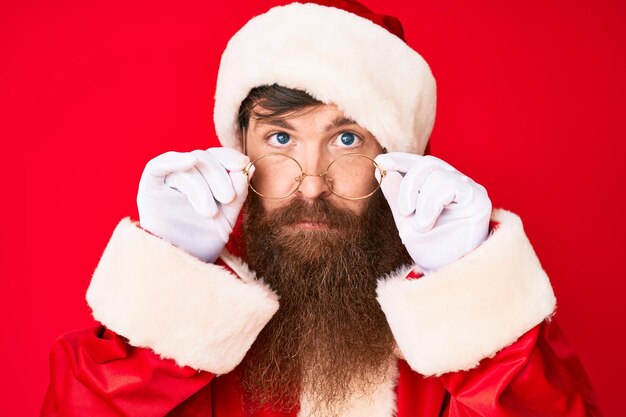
264 197 362 229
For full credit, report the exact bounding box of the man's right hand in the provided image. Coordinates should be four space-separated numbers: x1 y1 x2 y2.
137 147 251 263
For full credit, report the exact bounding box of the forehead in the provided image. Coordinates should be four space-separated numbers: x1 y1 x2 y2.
248 103 362 132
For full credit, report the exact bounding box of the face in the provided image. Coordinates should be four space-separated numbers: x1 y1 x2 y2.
240 104 412 413
244 103 384 219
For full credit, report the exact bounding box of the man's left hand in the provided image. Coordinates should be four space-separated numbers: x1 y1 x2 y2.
375 152 492 272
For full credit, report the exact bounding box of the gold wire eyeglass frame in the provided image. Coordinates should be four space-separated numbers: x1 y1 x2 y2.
240 127 387 201
242 152 386 201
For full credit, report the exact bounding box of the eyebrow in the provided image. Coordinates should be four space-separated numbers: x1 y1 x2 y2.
325 117 358 131
256 118 295 130
255 116 359 132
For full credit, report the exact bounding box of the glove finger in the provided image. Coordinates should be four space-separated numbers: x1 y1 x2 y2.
145 151 199 179
376 153 423 216
379 171 404 220
243 161 255 181
210 209 235 244
414 170 461 232
206 147 251 171
219 170 250 229
191 150 236 205
375 152 423 174
231 167 252 198
165 167 218 217
376 153 457 216
396 160 445 216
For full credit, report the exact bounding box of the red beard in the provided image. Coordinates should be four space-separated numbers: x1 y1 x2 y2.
240 191 412 415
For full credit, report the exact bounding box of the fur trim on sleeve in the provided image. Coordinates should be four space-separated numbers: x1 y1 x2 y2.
376 208 556 376
86 218 279 374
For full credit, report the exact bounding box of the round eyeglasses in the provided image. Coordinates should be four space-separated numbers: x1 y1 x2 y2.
242 153 386 200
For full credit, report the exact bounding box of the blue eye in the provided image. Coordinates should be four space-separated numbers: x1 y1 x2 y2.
339 132 356 146
270 132 291 145
276 132 290 144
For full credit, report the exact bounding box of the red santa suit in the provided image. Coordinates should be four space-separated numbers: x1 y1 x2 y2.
41 209 601 417
41 1 601 415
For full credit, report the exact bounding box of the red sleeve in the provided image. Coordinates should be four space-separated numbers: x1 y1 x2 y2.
41 326 215 417
439 319 602 417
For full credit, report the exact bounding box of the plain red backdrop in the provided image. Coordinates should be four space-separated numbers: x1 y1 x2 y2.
1 0 624 415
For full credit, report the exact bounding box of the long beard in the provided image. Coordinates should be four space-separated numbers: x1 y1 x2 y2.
240 191 412 415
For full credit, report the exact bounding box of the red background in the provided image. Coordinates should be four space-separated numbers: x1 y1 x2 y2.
1 0 623 415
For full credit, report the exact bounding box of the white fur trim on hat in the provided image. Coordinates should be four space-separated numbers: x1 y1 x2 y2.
376 208 556 376
86 218 279 374
214 2 436 155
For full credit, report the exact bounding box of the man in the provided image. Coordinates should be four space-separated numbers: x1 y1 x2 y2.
42 1 600 416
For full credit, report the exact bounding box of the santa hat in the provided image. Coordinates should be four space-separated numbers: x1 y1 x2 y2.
214 0 436 155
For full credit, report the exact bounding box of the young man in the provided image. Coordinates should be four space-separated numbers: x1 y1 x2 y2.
42 1 600 416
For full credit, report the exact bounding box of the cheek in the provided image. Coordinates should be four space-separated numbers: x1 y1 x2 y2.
340 198 368 216
258 197 282 214
248 157 302 199
325 153 383 200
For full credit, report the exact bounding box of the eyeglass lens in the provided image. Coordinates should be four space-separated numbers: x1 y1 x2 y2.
248 153 381 199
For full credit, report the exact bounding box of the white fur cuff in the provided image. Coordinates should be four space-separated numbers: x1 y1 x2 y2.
86 218 279 374
376 209 556 376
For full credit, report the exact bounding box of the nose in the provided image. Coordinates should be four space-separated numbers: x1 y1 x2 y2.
296 155 332 201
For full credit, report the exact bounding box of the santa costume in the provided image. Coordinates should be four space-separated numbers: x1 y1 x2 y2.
42 1 601 416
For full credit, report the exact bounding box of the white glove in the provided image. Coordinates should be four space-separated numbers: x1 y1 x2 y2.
137 147 251 263
375 152 492 272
